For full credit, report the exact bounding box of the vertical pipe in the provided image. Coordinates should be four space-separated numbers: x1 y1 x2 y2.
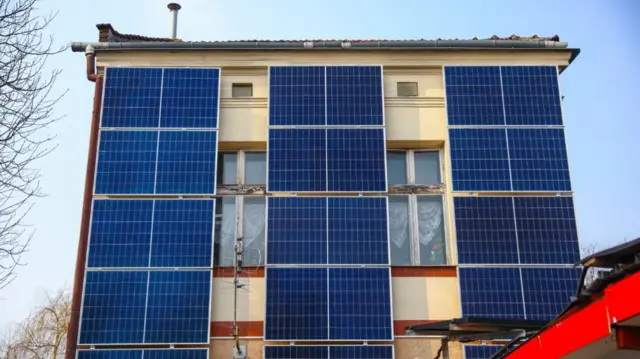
65 67 103 359
167 3 181 39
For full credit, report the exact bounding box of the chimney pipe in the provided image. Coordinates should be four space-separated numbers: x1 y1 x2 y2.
167 3 181 39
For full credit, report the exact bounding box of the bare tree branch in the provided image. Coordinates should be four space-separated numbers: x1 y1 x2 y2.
0 0 66 290
1 289 70 359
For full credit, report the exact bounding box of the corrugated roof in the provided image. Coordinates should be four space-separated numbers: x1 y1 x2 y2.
95 23 560 43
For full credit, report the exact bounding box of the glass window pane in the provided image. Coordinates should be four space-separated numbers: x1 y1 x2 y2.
389 196 411 265
214 197 236 267
245 152 266 185
243 197 266 265
217 153 238 185
417 196 446 265
414 152 440 184
387 152 407 185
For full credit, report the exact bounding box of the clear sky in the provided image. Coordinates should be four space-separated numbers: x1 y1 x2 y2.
0 0 638 328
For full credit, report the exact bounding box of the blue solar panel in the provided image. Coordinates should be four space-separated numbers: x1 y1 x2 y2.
507 129 571 192
449 129 511 191
79 271 148 344
330 346 394 359
521 268 580 321
145 270 211 344
514 197 580 264
268 129 327 192
150 200 215 268
88 200 153 268
326 66 384 126
454 197 518 265
326 128 386 192
463 345 502 359
265 268 328 341
77 350 142 359
459 267 525 319
502 66 563 126
264 346 328 359
155 131 218 194
328 197 389 265
77 350 208 359
328 268 393 340
161 68 220 128
102 68 162 128
269 66 326 126
267 197 327 265
444 66 504 126
95 131 157 194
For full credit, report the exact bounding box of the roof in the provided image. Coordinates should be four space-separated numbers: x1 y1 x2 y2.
94 23 562 44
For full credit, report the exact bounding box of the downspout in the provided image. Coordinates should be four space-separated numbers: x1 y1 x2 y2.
65 45 103 359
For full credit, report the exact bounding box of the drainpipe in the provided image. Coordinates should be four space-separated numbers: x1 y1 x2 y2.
65 45 103 359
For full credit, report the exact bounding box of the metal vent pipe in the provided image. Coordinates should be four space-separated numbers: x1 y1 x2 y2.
167 3 181 39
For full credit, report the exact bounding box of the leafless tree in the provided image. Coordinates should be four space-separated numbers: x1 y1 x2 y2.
0 0 65 289
0 290 71 359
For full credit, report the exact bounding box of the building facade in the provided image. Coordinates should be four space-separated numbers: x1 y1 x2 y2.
67 25 581 359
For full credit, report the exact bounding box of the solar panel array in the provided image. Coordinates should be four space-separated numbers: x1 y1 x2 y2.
77 349 209 359
267 66 387 193
79 67 220 347
265 66 392 345
264 345 394 359
447 66 581 323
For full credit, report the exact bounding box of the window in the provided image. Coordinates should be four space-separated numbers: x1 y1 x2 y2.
397 82 418 97
232 83 253 98
387 150 447 265
214 151 267 267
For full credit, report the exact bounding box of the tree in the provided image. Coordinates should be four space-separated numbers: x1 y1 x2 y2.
0 0 65 289
0 290 70 359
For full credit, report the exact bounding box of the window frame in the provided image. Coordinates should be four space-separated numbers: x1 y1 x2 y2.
397 81 419 97
387 149 450 266
215 150 267 267
231 83 253 98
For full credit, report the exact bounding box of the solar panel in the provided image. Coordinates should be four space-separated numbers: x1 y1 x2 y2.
77 349 208 359
444 66 504 126
458 267 525 319
326 66 384 126
95 131 157 194
328 268 393 340
102 68 162 128
507 128 571 192
268 129 327 192
264 346 329 359
463 345 502 359
79 271 148 344
266 197 327 265
88 200 153 268
269 66 326 126
449 129 511 191
265 268 329 341
454 197 518 265
514 197 580 264
150 200 215 268
330 345 394 359
502 66 562 126
77 350 142 359
521 268 580 321
160 68 220 128
328 197 389 265
326 128 386 192
144 270 211 344
155 131 218 194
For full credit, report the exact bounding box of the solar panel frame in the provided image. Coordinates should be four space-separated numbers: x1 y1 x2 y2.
443 66 505 126
325 65 385 126
263 345 395 359
520 267 581 321
457 267 526 320
86 198 216 269
77 269 212 345
76 349 209 359
268 65 327 126
462 344 503 359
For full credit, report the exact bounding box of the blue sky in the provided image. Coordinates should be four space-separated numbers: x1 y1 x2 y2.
0 0 638 327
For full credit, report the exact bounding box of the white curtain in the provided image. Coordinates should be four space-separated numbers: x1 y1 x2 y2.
243 198 266 265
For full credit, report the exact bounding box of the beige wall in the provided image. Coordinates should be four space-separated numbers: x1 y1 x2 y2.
210 339 464 359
